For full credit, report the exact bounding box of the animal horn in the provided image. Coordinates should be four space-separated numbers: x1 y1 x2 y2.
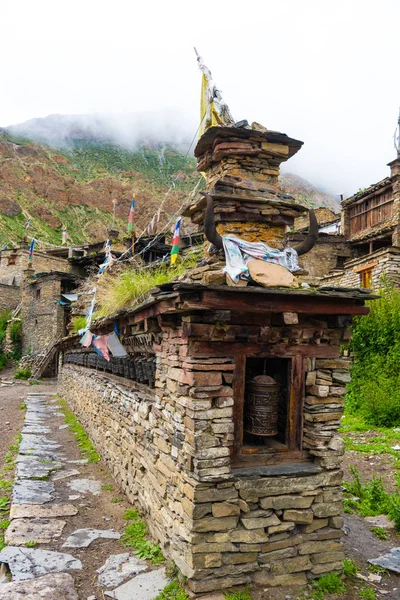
201 191 223 250
293 209 318 256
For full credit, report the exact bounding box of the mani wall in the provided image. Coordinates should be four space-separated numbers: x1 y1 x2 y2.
58 287 364 594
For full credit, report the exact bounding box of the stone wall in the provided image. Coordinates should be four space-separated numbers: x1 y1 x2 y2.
0 249 70 286
58 303 352 594
21 278 65 354
321 247 400 288
284 234 351 279
0 283 19 312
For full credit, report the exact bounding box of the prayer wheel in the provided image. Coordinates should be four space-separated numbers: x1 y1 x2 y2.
244 373 281 436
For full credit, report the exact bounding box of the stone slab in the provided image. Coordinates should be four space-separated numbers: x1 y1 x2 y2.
0 572 78 599
369 547 400 574
52 469 80 481
97 553 147 588
10 504 78 519
62 528 121 548
0 546 82 580
13 480 55 505
5 518 66 544
107 568 169 599
365 515 395 530
66 479 102 496
16 456 61 480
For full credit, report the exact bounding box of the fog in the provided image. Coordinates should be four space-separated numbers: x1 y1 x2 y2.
2 0 400 197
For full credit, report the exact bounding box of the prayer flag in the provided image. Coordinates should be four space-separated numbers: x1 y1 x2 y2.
28 238 35 262
62 226 68 245
170 216 182 266
25 218 31 232
127 197 135 234
92 334 111 361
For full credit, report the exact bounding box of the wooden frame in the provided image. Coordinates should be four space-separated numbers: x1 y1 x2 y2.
232 350 306 468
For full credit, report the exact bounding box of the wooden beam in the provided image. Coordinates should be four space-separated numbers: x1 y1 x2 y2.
188 341 341 359
232 353 246 457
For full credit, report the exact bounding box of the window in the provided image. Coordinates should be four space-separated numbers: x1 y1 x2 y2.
36 288 41 299
361 269 373 289
7 255 17 265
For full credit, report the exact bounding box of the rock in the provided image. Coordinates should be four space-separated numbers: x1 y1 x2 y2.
369 547 400 574
365 515 395 530
5 518 66 544
247 260 296 288
241 514 280 530
212 502 240 518
10 504 78 519
107 567 169 600
66 479 102 496
0 573 78 599
283 510 313 524
52 469 80 481
0 546 82 580
13 480 55 505
97 553 147 588
62 528 121 548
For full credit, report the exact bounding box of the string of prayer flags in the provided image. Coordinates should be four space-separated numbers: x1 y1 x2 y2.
80 330 93 347
98 239 115 275
107 331 127 357
28 238 35 262
25 218 31 233
62 226 68 245
127 197 135 234
92 334 110 361
170 216 182 265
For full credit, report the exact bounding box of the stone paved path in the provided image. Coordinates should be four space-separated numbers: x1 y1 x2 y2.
0 391 169 599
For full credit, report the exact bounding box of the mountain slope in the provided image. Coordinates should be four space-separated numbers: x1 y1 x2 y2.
0 115 339 247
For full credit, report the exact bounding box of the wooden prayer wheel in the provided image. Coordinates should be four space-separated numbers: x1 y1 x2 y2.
244 373 281 436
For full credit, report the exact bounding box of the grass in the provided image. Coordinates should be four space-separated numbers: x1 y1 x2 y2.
58 398 100 463
368 564 388 574
223 587 252 600
95 248 201 318
311 573 345 600
122 509 164 565
111 496 123 503
25 540 36 548
359 589 376 600
343 466 400 529
101 483 114 491
154 581 189 600
343 558 358 576
71 316 87 332
370 526 388 540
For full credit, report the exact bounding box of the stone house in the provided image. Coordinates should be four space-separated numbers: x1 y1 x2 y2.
320 155 400 288
21 271 81 356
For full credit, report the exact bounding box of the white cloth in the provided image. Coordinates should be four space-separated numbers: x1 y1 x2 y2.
222 235 300 283
107 332 128 358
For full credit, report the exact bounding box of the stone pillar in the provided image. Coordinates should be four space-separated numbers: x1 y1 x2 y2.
185 125 308 251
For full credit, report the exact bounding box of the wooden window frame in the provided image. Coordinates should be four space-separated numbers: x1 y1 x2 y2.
232 353 306 468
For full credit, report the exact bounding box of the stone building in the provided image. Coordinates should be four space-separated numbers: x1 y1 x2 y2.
0 283 19 312
321 155 400 288
0 245 71 286
56 123 371 594
21 271 81 356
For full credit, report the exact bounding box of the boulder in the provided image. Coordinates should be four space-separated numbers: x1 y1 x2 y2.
247 260 296 288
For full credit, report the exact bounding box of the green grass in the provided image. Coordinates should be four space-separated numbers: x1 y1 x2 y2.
95 248 201 317
122 508 164 565
25 540 36 548
58 398 100 462
0 520 10 530
111 496 123 503
14 367 31 380
0 481 13 492
343 558 358 576
359 589 376 600
224 587 252 600
311 573 345 600
370 526 388 540
154 581 189 600
101 483 114 492
71 316 87 332
368 564 388 574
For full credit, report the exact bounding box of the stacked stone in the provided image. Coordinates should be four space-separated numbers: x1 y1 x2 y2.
184 125 307 249
58 303 355 595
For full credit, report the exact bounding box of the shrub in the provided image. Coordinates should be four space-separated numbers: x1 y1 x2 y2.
14 367 31 380
347 284 400 426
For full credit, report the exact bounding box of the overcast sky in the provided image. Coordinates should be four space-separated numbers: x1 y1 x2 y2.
2 0 400 196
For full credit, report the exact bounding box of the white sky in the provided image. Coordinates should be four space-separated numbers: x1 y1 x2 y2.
2 0 400 196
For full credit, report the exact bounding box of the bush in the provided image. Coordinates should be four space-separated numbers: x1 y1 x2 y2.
347 284 400 426
71 316 87 332
14 367 31 380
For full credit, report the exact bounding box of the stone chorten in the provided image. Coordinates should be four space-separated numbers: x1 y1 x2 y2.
185 124 311 249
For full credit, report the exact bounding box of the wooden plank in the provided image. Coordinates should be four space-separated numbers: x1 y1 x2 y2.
287 355 304 452
232 354 246 457
231 451 310 470
188 341 341 359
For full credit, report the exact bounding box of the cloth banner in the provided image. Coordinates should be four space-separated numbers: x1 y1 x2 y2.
170 216 182 265
92 334 111 361
127 197 135 234
28 238 35 262
80 330 93 347
107 331 127 358
222 235 300 283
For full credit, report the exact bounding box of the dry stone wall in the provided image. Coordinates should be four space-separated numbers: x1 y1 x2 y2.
59 307 351 594
321 247 400 288
0 283 19 312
